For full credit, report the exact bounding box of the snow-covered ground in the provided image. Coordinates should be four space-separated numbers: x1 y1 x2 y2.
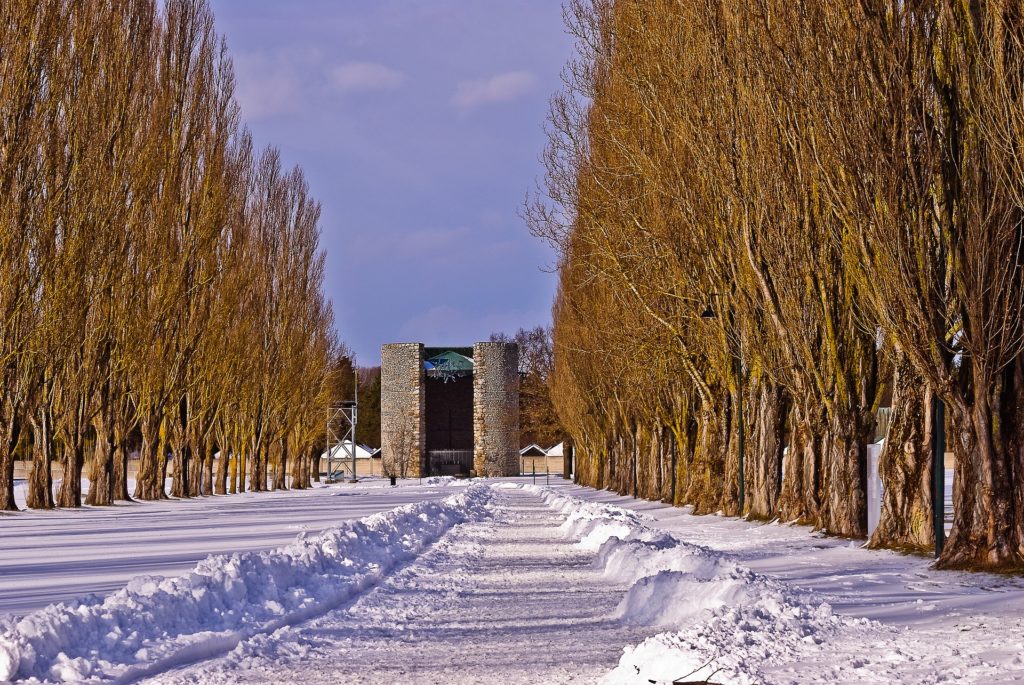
541 483 1024 684
0 478 452 616
1 476 1022 684
146 484 656 684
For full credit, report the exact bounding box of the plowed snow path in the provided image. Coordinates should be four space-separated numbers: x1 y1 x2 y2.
149 488 652 684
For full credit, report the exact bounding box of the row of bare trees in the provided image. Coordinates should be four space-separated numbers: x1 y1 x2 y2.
490 327 564 448
0 0 340 512
532 0 1024 571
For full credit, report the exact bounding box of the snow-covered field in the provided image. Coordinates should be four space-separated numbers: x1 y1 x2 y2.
0 478 453 616
543 484 1024 684
1 477 1022 684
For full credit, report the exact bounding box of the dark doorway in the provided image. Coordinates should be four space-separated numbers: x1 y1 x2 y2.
425 374 473 475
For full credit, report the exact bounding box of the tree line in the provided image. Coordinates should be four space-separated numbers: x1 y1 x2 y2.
1 0 341 511
531 0 1024 571
491 326 564 449
355 366 382 449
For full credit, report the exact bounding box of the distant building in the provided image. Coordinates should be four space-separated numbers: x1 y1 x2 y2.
519 443 564 475
320 441 380 461
380 342 519 477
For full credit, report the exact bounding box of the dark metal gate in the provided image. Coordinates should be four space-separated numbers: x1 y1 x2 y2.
428 449 473 476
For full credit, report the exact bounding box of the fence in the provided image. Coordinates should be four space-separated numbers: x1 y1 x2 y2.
428 449 473 476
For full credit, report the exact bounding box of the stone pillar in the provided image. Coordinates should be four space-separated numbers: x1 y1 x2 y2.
472 342 519 476
381 343 425 478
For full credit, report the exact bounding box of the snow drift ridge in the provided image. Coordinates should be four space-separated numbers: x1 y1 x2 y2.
522 485 872 685
0 484 493 684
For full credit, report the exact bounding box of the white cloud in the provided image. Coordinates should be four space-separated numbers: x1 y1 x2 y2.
233 53 307 120
330 62 405 93
452 70 535 110
233 57 405 121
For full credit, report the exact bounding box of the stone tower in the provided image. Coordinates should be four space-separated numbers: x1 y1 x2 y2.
472 342 520 476
380 343 425 478
379 341 519 478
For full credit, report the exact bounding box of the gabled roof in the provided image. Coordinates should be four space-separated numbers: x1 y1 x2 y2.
520 443 547 456
321 441 378 460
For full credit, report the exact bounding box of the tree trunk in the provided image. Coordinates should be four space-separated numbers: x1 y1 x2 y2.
685 396 726 514
186 443 201 497
610 432 618 491
87 402 116 506
134 416 166 500
237 448 247 493
276 438 288 490
722 387 741 516
606 432 618 491
817 409 869 537
869 353 934 552
170 438 190 498
157 425 170 498
112 424 132 501
187 432 202 497
86 421 115 506
170 395 188 498
109 401 133 501
669 427 685 507
776 404 820 524
200 438 213 495
937 357 1024 571
747 381 787 521
666 435 676 504
305 445 317 487
259 445 270 490
290 437 304 489
55 438 85 508
670 403 697 507
228 451 238 494
250 441 263 492
648 426 664 501
295 446 307 489
215 447 229 494
0 412 22 511
26 409 54 509
630 423 639 499
56 397 88 508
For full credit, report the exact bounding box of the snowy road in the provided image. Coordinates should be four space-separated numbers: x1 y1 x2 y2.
150 487 653 684
2 479 1024 684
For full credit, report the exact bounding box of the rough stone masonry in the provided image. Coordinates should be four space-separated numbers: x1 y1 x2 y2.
380 341 519 478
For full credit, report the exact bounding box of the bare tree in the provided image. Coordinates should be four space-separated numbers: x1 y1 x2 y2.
0 0 338 514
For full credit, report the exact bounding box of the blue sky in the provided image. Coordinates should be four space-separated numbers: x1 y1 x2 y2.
208 1 572 365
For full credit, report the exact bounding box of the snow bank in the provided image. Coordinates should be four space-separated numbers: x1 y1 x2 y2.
527 486 652 551
523 485 875 685
610 598 863 685
615 568 758 627
596 532 729 585
421 475 457 486
0 485 492 684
